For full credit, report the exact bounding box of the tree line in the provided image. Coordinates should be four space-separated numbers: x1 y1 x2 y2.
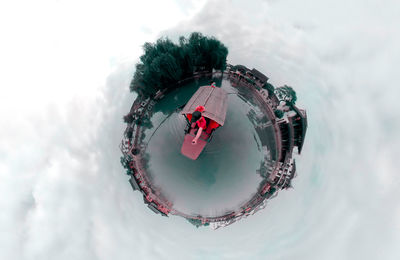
130 32 229 97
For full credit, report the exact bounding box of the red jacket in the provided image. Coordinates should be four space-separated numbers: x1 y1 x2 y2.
195 116 206 129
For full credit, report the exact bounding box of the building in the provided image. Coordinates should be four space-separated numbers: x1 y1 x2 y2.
291 106 308 154
250 68 269 84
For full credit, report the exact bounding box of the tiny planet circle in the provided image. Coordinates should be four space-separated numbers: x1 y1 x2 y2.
121 69 307 228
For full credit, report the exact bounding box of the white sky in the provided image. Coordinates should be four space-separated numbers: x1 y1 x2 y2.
0 0 205 113
1 0 400 259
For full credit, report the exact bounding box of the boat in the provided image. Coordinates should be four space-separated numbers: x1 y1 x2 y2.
180 85 228 160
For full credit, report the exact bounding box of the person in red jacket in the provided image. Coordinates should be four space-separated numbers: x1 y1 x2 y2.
190 107 206 145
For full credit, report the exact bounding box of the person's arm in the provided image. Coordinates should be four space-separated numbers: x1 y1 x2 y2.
192 127 203 144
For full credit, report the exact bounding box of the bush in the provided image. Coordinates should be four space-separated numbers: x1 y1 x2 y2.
274 85 297 106
274 109 284 118
126 128 133 139
123 113 134 124
245 77 255 85
262 82 275 95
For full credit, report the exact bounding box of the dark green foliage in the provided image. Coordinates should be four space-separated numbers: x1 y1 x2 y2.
120 156 130 169
274 109 284 118
245 77 255 85
121 156 133 175
264 186 277 198
130 32 228 97
187 218 203 227
126 128 133 139
188 32 228 72
232 64 247 74
135 117 153 128
262 82 275 95
123 113 134 124
274 85 297 106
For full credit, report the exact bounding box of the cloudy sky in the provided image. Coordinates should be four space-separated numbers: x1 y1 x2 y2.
1 0 400 259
